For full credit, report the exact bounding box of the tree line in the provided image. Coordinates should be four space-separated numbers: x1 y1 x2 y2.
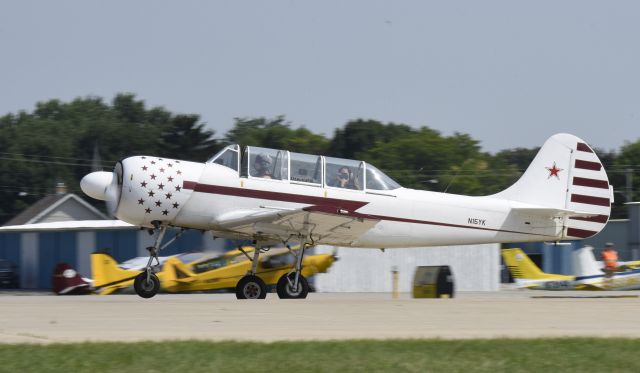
0 93 638 223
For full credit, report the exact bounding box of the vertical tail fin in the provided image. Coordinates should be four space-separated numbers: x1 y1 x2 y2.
52 263 92 295
502 248 572 280
571 246 603 277
494 133 612 240
502 248 550 279
161 257 197 281
91 253 140 294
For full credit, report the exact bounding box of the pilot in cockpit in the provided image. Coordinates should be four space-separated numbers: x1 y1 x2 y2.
330 166 357 189
253 153 273 179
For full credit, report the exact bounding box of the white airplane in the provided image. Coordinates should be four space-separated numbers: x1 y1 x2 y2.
80 133 613 299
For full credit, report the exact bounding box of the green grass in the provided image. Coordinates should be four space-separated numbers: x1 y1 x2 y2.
1 338 639 373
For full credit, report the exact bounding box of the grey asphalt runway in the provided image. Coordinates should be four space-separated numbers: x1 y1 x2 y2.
1 291 640 344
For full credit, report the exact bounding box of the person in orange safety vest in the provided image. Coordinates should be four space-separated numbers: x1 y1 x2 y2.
601 242 618 277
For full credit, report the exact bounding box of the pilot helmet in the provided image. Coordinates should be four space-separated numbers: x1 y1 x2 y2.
255 153 272 169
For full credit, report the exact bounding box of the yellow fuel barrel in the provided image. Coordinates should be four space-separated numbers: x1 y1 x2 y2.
412 266 454 298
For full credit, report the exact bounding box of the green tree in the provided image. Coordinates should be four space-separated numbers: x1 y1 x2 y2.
614 139 640 203
360 127 484 192
226 117 329 154
328 119 412 159
0 94 221 224
159 114 221 161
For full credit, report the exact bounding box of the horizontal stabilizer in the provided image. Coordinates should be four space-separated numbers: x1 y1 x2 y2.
511 206 600 219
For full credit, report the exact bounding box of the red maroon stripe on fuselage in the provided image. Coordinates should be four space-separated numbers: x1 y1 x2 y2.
575 159 602 171
569 215 609 224
567 227 598 238
572 177 609 189
570 194 610 207
183 181 368 211
183 181 557 238
576 143 593 153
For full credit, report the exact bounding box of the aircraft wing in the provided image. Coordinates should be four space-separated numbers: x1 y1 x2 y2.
211 206 380 246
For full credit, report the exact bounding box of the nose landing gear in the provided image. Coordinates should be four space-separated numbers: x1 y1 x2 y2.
134 271 161 298
134 222 186 299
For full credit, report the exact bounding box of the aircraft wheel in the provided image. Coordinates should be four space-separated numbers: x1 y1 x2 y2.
133 271 160 299
236 275 267 299
276 273 309 299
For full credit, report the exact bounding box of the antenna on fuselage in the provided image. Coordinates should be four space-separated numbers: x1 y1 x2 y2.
443 170 460 193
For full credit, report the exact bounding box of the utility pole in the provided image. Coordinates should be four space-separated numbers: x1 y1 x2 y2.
626 168 633 203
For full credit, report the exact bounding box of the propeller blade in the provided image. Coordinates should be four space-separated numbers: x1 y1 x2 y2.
104 174 121 218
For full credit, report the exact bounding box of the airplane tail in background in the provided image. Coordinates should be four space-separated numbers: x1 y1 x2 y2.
161 257 197 284
493 133 613 240
52 263 92 295
91 253 141 294
502 248 573 281
572 246 603 277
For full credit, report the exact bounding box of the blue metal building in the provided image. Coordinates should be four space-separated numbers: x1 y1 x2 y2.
0 226 230 289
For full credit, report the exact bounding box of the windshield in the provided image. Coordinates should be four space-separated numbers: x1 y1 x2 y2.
207 145 239 172
365 164 401 190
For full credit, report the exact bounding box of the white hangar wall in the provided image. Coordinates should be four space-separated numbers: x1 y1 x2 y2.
313 244 500 292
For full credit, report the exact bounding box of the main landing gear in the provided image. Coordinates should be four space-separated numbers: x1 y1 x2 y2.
234 241 311 299
235 246 267 299
275 244 310 299
134 223 185 299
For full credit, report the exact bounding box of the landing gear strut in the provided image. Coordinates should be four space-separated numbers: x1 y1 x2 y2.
276 243 310 299
134 223 185 299
235 245 267 299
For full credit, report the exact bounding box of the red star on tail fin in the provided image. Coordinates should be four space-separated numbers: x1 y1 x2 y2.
546 162 563 179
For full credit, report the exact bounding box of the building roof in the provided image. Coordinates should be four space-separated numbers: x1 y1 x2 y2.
3 193 108 226
0 220 135 232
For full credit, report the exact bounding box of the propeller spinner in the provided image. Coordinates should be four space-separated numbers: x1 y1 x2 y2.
80 163 122 217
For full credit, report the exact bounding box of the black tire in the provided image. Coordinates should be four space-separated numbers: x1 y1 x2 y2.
235 275 267 299
276 273 309 299
133 271 160 299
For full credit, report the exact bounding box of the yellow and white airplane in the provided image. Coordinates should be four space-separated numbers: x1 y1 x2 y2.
79 133 613 299
502 247 640 290
91 246 336 296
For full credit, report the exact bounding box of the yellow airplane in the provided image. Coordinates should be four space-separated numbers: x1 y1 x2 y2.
502 247 640 290
502 248 574 289
92 246 336 298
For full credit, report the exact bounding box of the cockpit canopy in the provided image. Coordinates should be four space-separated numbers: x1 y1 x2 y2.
207 145 401 191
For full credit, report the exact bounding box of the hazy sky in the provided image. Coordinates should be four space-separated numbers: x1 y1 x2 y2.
1 1 639 153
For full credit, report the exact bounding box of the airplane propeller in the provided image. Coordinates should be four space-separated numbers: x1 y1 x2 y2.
80 166 122 218
104 171 121 217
